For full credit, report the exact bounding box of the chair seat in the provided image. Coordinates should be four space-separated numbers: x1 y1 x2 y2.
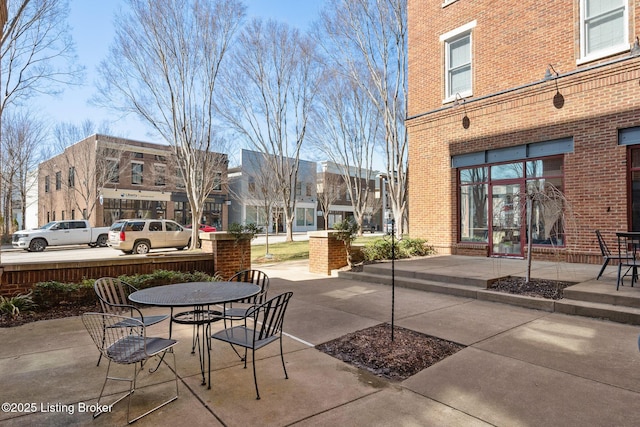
172 309 223 325
113 315 169 328
223 306 251 319
212 325 279 350
107 336 177 364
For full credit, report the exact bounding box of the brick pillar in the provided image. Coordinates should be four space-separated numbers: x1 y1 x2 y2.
308 230 347 275
200 232 251 280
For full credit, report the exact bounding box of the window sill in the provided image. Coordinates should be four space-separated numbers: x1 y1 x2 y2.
577 44 630 65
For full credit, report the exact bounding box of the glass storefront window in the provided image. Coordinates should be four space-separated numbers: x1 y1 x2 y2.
490 162 523 180
459 156 564 249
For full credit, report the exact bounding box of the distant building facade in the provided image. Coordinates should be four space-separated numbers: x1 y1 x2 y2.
228 149 317 233
316 161 383 231
38 134 229 229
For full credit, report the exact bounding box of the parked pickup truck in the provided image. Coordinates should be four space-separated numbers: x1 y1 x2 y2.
12 220 110 252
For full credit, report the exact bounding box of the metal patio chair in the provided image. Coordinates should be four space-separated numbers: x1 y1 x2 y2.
82 312 179 424
211 291 293 400
595 230 613 280
224 269 270 320
94 277 169 366
616 232 640 290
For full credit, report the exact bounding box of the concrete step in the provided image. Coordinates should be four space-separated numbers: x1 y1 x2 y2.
338 270 640 325
555 299 640 325
338 271 480 298
359 263 490 288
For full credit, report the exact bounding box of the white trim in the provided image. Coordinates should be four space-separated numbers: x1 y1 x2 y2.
579 0 628 61
439 20 477 42
442 0 459 7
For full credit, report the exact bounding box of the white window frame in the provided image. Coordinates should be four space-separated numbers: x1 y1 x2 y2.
442 0 459 7
131 161 144 185
440 20 476 103
579 0 629 64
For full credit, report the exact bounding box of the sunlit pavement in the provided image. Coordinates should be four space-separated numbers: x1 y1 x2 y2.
1 257 639 426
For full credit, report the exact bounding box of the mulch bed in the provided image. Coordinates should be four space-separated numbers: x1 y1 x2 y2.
0 301 100 328
489 276 573 300
316 323 464 381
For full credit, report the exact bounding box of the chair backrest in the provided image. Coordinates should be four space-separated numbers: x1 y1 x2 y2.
616 232 640 263
595 230 610 257
82 312 147 364
246 292 293 344
94 277 139 316
229 269 270 305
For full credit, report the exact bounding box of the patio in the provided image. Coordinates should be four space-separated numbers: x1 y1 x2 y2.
1 256 639 426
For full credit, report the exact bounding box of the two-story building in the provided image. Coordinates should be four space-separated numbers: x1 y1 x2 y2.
228 149 317 233
38 134 229 229
316 161 383 231
407 0 640 263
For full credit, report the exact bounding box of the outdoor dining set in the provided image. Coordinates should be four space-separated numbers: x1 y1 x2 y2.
83 269 292 424
596 230 640 290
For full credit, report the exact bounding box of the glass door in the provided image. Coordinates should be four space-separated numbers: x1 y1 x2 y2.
490 183 524 257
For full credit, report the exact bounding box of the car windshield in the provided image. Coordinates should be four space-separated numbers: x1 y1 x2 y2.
39 222 57 230
109 221 126 232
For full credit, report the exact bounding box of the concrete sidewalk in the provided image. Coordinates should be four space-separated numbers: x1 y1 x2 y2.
1 257 639 426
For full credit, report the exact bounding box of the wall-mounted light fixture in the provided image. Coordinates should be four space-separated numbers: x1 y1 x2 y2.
544 64 564 109
453 92 470 129
631 36 640 56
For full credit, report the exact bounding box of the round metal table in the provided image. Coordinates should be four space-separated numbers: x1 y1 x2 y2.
129 281 260 388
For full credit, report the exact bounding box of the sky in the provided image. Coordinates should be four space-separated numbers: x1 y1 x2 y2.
37 0 326 151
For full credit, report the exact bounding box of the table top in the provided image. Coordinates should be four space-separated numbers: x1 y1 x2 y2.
129 281 260 307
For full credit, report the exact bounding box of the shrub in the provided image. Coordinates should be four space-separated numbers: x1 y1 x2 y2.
119 269 221 289
333 219 359 267
400 238 436 257
0 292 36 318
362 237 436 261
32 280 95 308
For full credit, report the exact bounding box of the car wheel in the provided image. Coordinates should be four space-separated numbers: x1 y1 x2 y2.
133 241 151 254
96 234 108 247
29 239 47 252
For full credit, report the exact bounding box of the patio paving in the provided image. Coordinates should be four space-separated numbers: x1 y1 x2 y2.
0 256 639 426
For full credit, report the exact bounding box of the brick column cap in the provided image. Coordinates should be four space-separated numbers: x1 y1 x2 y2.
308 230 341 238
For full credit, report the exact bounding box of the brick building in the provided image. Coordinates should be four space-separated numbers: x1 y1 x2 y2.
407 0 640 263
38 134 229 229
316 161 383 231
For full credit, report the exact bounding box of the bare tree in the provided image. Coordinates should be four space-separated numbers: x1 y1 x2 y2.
317 169 345 230
0 110 44 236
1 0 82 114
308 70 382 235
47 121 123 223
318 0 408 237
217 19 322 242
94 0 244 249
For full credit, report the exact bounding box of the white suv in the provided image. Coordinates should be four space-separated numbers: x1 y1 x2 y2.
107 219 192 254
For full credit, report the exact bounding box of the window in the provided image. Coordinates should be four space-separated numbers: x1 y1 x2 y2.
55 171 61 190
459 167 488 242
131 162 143 185
154 164 166 186
295 182 302 196
107 159 119 183
68 167 75 187
441 21 476 100
458 156 565 247
176 168 185 189
62 211 65 220
296 207 315 227
133 152 144 158
213 172 222 191
306 183 313 197
581 0 628 60
45 176 50 193
71 210 75 219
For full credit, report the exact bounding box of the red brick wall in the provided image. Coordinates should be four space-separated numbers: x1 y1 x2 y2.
407 0 640 263
0 253 215 297
308 231 348 275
